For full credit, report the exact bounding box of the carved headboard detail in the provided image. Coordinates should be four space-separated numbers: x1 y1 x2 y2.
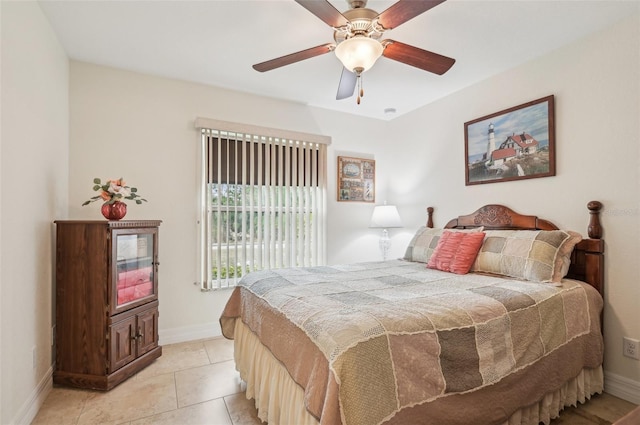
425 202 605 295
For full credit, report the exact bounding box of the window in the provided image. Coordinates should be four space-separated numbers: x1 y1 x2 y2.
195 118 330 290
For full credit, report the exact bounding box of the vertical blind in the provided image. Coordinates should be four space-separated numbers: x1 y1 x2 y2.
195 118 330 290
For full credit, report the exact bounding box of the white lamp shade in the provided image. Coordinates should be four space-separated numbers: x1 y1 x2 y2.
370 205 403 228
335 36 384 73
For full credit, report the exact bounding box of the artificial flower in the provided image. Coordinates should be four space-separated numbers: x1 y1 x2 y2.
82 177 147 206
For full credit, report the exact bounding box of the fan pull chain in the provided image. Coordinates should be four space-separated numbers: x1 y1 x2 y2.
356 74 364 105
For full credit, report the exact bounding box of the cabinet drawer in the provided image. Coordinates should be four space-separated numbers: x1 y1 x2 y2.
137 307 159 356
109 316 136 372
109 302 159 373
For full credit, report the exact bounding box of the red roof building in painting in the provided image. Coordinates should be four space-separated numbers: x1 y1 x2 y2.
489 132 539 165
491 147 517 161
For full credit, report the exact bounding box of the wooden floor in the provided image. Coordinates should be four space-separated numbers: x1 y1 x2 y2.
33 338 638 424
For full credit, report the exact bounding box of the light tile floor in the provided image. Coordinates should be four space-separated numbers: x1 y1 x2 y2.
33 338 637 425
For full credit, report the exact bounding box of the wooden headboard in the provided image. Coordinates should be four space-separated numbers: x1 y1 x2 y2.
426 202 605 295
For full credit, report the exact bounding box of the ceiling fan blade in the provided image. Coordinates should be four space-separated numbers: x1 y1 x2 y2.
336 67 357 100
382 40 455 75
253 43 335 72
376 0 447 30
295 0 349 28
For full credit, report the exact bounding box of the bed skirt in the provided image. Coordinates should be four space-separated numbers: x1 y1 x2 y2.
233 320 603 425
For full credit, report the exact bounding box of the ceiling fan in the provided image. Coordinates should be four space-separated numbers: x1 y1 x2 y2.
253 0 455 104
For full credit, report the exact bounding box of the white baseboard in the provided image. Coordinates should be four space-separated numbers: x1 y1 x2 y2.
605 370 640 405
11 366 53 425
159 322 222 345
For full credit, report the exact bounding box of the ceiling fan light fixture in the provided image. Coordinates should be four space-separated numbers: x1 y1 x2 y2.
334 36 383 73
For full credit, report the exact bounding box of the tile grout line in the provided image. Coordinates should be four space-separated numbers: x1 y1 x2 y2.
222 395 234 424
74 390 90 425
173 369 180 414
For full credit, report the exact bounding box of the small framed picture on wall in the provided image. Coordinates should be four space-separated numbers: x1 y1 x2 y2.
337 156 375 202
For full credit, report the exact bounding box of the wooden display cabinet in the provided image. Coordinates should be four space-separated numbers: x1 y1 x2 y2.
54 220 162 390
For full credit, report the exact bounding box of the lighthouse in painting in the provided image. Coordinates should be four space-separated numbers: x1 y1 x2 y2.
486 123 495 159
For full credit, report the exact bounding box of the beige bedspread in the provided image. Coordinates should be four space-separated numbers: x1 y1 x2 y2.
220 260 603 425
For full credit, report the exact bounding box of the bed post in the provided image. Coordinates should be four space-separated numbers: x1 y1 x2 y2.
427 207 434 228
567 201 604 295
587 200 603 239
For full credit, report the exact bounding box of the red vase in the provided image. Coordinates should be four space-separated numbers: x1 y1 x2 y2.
101 201 127 220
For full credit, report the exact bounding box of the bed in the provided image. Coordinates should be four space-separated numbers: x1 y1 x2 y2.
220 202 605 425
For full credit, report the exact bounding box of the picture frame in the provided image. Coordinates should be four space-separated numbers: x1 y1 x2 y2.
464 95 555 185
337 156 375 202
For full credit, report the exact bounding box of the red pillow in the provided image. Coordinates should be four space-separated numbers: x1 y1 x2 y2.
427 230 486 274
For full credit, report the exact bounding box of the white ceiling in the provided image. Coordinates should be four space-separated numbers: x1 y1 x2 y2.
38 0 639 121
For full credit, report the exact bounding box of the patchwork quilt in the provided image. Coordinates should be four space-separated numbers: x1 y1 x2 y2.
220 260 603 425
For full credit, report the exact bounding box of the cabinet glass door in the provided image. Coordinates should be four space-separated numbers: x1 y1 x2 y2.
114 231 156 311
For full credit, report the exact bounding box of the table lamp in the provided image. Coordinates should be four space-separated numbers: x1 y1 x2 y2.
369 204 403 260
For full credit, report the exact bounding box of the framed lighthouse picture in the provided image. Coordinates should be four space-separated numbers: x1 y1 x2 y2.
464 95 555 186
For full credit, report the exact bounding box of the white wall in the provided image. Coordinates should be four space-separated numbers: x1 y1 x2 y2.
0 2 69 423
66 6 639 407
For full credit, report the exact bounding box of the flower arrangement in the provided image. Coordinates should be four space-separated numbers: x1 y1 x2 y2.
82 177 147 206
